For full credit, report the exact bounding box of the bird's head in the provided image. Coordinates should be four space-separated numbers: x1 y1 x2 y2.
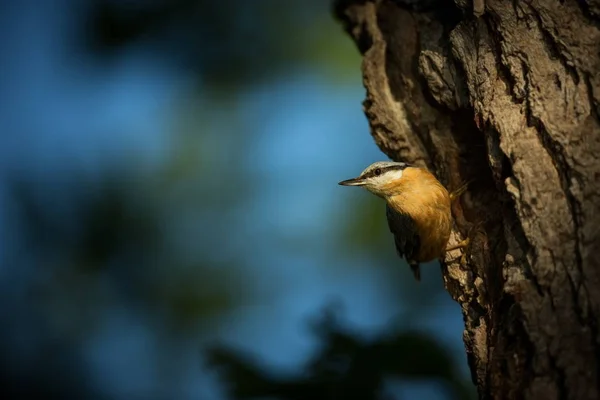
338 161 410 197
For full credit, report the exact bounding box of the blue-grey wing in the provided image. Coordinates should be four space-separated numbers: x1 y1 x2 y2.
385 204 421 280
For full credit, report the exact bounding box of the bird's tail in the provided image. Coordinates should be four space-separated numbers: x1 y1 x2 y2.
410 263 421 282
449 180 472 202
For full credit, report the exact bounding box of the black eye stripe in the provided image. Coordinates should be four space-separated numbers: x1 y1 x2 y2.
362 164 408 179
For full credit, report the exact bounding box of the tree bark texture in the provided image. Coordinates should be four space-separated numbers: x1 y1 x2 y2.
334 0 600 399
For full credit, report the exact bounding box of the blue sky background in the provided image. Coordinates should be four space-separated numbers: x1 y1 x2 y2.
0 1 474 399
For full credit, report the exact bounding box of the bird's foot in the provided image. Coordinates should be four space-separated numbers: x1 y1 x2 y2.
445 237 470 252
445 238 470 266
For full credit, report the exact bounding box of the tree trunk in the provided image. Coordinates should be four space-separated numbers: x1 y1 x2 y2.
334 0 600 398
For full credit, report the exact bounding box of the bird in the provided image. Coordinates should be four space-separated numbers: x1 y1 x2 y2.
338 161 469 281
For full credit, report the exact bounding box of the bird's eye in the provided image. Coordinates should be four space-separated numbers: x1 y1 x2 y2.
374 168 382 176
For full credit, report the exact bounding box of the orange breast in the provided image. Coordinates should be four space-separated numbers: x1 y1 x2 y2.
387 168 452 263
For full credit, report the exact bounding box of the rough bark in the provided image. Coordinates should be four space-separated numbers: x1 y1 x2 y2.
334 0 600 398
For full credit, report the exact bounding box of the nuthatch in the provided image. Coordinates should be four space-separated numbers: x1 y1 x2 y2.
339 161 468 281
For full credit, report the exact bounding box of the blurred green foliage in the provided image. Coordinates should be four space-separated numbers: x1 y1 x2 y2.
340 194 391 251
85 0 359 88
207 306 475 400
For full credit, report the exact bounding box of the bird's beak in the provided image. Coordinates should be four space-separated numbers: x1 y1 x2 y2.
338 177 366 186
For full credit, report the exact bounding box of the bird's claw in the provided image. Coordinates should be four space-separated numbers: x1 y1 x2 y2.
445 237 470 252
445 237 470 266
